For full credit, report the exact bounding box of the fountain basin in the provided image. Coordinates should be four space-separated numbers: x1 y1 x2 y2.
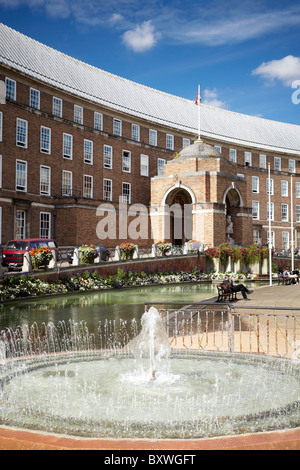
1 350 299 441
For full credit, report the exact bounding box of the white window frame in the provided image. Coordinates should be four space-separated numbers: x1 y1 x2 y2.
245 151 252 166
84 139 93 165
267 231 275 249
214 145 222 153
104 145 113 169
140 154 149 177
113 118 122 136
74 104 83 125
289 159 296 173
30 87 40 110
282 231 289 251
281 203 289 222
259 154 267 169
253 229 260 245
281 180 288 197
0 155 2 189
40 212 51 239
296 182 300 198
296 205 300 223
252 201 259 220
132 124 140 142
252 176 259 194
122 150 131 173
0 111 3 142
16 160 27 192
40 165 51 196
16 118 28 148
63 133 73 159
0 206 2 245
229 148 237 163
62 170 72 196
122 182 131 204
267 178 274 195
83 175 93 199
53 97 62 117
274 157 281 171
16 210 26 239
149 129 157 147
5 78 16 100
103 178 112 201
40 126 51 154
166 134 174 151
182 138 190 148
158 158 166 176
94 112 103 131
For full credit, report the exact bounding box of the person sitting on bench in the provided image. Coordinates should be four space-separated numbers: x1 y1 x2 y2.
222 275 253 301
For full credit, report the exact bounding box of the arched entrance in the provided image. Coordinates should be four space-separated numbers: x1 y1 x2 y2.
165 188 193 245
224 187 242 244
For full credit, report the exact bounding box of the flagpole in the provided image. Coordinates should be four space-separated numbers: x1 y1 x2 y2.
198 84 201 141
291 174 294 272
268 162 272 286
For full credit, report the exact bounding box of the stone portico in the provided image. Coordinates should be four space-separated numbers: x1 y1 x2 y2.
150 140 253 247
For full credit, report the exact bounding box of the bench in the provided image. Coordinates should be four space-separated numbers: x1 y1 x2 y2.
217 285 237 302
277 275 296 285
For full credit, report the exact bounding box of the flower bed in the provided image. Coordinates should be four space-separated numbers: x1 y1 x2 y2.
0 268 209 301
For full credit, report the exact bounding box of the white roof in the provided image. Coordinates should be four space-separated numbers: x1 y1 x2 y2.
0 23 299 155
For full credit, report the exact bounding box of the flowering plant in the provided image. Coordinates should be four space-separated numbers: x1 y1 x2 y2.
187 240 201 253
79 244 97 264
156 241 171 256
29 246 53 270
120 242 136 260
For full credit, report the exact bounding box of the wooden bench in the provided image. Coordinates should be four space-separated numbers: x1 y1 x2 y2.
217 285 237 302
277 275 293 285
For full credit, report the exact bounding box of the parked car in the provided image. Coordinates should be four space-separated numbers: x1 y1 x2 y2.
2 239 58 270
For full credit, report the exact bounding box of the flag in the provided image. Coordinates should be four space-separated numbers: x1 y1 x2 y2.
195 86 200 105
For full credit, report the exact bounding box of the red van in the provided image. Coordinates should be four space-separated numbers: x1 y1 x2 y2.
2 239 58 270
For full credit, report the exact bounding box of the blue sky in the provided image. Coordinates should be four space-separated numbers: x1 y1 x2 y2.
1 0 300 125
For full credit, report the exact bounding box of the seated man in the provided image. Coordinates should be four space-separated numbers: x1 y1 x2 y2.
222 275 253 301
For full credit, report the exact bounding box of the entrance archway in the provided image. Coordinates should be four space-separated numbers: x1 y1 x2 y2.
165 188 193 245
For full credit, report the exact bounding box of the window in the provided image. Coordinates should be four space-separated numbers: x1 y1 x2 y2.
16 118 28 148
252 176 259 193
63 133 73 159
40 212 51 238
281 180 288 197
267 202 274 221
183 138 190 148
267 178 274 195
296 205 300 223
140 154 149 177
253 230 261 245
30 88 40 109
103 179 112 201
267 231 275 249
252 201 259 220
40 126 51 154
281 203 288 222
5 78 16 100
122 182 131 204
166 134 174 151
83 175 93 198
274 157 281 171
214 145 221 153
158 158 166 176
259 154 267 169
132 124 140 142
296 182 300 198
104 145 113 169
16 160 27 192
245 151 252 166
94 112 103 131
74 105 83 125
16 210 26 239
122 150 131 173
282 232 289 251
84 139 93 164
40 166 51 196
0 111 2 142
0 155 2 189
229 149 237 163
149 129 157 146
289 159 296 173
113 118 122 136
62 170 72 196
53 97 62 117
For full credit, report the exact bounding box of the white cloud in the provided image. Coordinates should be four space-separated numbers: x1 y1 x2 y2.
252 55 300 87
202 88 228 109
122 21 160 52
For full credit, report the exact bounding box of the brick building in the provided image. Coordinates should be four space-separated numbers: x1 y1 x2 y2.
0 23 300 250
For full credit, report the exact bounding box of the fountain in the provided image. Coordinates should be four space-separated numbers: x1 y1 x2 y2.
0 308 299 441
